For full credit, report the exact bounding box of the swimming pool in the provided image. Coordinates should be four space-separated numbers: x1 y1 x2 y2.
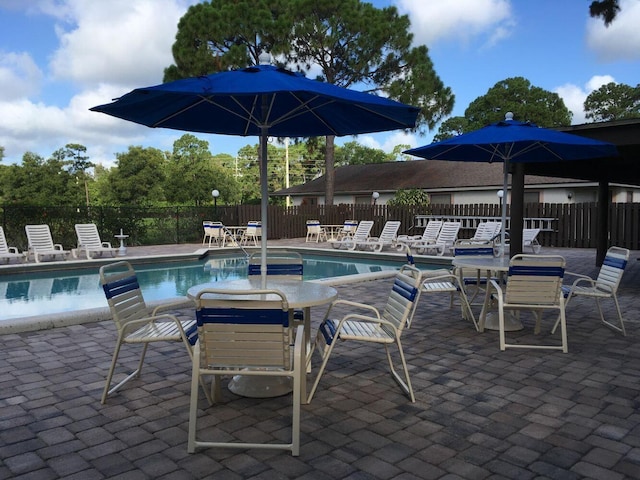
0 251 433 321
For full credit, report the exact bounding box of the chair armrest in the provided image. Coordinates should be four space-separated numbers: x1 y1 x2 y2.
54 244 64 251
8 246 19 254
325 299 380 319
102 242 113 248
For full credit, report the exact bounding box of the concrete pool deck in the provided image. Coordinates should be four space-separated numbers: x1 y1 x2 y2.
1 240 640 478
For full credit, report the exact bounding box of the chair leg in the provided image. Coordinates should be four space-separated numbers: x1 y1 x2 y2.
101 340 148 404
187 355 201 453
307 331 337 403
385 339 415 402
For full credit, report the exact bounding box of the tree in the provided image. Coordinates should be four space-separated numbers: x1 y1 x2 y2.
56 143 94 207
584 82 640 122
335 141 392 166
101 146 167 205
287 0 453 204
590 0 621 26
0 146 4 162
435 77 572 140
387 188 430 209
163 0 292 81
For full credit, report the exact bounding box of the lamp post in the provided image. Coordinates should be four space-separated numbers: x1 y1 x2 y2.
497 189 504 205
212 189 220 218
372 191 380 205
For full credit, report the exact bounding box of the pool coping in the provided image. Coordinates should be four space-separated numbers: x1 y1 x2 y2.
0 246 452 334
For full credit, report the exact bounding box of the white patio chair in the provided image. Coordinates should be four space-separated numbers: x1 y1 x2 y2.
329 220 374 250
99 261 197 404
305 220 327 242
241 221 262 246
396 220 442 251
353 220 401 252
488 254 568 352
73 223 118 259
0 226 26 264
202 221 232 248
458 221 502 245
25 224 70 263
523 228 542 253
307 264 423 403
453 243 500 306
188 288 303 456
551 246 629 336
335 220 358 241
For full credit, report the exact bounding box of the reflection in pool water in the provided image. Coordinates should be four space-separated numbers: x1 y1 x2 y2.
0 253 412 321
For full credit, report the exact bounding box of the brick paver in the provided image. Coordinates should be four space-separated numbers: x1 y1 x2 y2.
1 242 639 479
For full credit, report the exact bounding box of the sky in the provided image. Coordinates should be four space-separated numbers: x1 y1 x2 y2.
0 0 639 168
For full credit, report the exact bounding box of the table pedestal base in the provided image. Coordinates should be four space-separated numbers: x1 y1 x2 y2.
228 370 292 398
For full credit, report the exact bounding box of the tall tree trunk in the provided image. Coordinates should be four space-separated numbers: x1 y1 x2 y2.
325 135 335 205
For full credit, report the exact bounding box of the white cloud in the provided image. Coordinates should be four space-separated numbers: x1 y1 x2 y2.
554 75 615 125
355 130 419 154
586 0 640 62
0 51 43 101
396 0 514 47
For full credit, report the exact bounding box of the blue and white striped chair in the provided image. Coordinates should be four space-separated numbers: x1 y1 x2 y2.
488 254 567 352
551 246 629 336
188 288 303 456
99 261 197 404
307 265 423 403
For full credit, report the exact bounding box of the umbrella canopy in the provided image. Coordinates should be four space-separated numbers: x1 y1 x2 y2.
92 63 419 277
404 113 618 254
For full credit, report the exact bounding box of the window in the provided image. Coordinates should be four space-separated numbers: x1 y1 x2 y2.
429 194 451 205
524 191 540 204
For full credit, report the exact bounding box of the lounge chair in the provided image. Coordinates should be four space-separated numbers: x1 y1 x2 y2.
73 223 118 260
458 221 502 245
188 288 303 456
25 224 70 263
0 226 26 264
412 221 461 256
552 246 629 336
307 264 423 403
488 254 568 352
523 228 542 253
353 220 401 252
395 220 442 251
329 220 374 250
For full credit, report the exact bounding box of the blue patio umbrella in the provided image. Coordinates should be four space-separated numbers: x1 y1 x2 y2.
91 62 419 277
404 113 618 255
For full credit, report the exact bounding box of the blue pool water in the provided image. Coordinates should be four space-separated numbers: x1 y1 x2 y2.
0 253 414 320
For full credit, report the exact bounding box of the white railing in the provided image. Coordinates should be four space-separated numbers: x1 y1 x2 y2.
414 215 556 232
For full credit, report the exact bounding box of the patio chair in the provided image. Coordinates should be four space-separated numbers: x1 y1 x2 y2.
413 221 461 256
73 223 118 259
99 261 197 404
453 243 500 305
25 224 70 263
241 221 262 246
329 220 374 250
458 221 502 245
522 228 542 253
202 221 232 248
488 254 568 352
335 220 358 241
551 246 629 336
0 226 26 264
395 220 442 251
307 264 423 403
305 220 327 242
188 288 303 456
353 220 401 252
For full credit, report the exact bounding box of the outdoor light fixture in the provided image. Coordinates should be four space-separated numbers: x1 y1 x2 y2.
212 189 220 215
372 191 380 205
497 189 504 202
567 191 573 200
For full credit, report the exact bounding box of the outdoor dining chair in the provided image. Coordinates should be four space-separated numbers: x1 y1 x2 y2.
307 264 423 403
305 220 327 242
488 254 568 352
551 246 630 336
99 261 197 404
188 288 303 456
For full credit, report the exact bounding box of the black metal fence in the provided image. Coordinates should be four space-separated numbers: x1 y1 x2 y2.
2 202 639 251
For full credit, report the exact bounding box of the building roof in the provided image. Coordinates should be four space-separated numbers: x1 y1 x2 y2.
274 159 579 196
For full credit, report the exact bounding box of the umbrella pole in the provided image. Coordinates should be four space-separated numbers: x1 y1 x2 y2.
260 130 268 286
500 160 509 256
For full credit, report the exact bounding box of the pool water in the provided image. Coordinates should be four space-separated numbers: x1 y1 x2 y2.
0 253 409 320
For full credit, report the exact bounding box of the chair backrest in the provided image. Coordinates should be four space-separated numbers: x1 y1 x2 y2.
380 265 423 335
505 254 565 306
204 221 225 238
195 289 291 369
75 223 104 249
342 220 358 234
522 228 540 244
306 220 322 234
0 226 11 254
99 261 150 333
421 221 442 242
245 221 262 236
377 221 401 242
248 251 303 279
25 224 56 251
595 246 629 294
436 221 461 246
352 220 374 240
472 222 501 242
453 244 495 257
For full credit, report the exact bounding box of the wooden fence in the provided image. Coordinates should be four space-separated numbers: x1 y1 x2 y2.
2 202 639 250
